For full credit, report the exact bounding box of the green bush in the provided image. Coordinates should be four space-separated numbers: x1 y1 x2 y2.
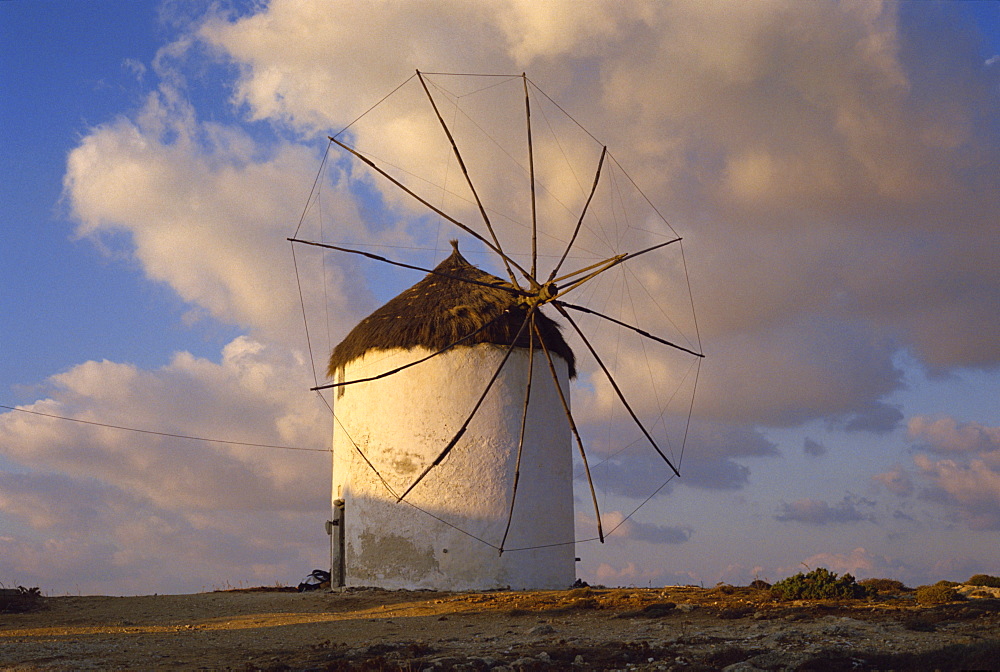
770 568 872 600
966 574 1000 588
915 583 963 604
859 578 910 594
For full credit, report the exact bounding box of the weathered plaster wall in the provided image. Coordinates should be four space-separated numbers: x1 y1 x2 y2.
332 345 575 590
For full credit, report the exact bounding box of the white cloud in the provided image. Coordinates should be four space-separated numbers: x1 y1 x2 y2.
895 415 1000 530
593 510 693 545
195 0 1000 428
0 339 332 594
774 496 876 526
198 0 516 136
914 455 1000 530
873 467 914 497
593 561 676 587
63 86 360 346
908 416 1000 454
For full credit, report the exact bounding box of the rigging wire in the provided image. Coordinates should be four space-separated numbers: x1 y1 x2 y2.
332 72 418 139
0 403 329 453
292 240 322 388
524 77 604 146
293 141 333 240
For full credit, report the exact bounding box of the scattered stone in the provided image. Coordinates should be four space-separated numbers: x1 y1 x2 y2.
642 601 676 616
722 663 760 672
528 624 556 636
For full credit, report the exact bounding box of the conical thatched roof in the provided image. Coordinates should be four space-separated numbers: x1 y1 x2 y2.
328 242 576 379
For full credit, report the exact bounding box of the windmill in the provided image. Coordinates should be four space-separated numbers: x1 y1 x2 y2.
291 71 703 590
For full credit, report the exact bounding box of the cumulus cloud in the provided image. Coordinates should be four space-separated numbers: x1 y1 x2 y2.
0 339 332 593
595 511 693 545
196 0 1000 425
873 467 914 497
914 455 1000 530
844 401 904 434
198 0 1000 430
775 496 876 525
579 421 776 500
899 416 1000 530
908 416 1000 454
62 80 364 347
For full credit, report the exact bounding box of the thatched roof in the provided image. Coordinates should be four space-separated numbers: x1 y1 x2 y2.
328 242 576 378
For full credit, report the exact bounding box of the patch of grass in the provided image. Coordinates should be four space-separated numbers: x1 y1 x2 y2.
770 568 872 600
565 587 594 598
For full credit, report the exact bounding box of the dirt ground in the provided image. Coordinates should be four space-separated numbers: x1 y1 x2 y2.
1 584 998 671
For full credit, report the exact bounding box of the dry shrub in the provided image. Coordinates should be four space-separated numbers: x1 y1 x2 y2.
967 573 1000 588
859 578 910 594
915 583 964 604
0 586 42 614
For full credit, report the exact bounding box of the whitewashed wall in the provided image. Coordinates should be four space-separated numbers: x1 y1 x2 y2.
332 345 575 590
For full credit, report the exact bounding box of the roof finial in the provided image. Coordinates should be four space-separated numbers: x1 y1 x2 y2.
450 239 460 253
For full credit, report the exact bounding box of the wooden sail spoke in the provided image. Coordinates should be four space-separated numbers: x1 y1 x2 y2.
535 321 605 543
288 237 530 298
555 300 705 359
327 136 533 282
311 310 514 392
499 311 535 554
554 303 681 478
523 74 538 281
549 146 607 283
417 70 524 290
396 307 537 503
549 237 683 300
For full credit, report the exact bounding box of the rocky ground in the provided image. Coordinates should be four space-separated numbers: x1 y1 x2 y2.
1 584 998 671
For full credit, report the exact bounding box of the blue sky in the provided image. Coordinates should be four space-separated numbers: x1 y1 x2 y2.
2 2 238 390
2 0 999 595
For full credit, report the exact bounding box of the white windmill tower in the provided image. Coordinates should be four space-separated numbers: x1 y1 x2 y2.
328 241 577 590
292 71 704 592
